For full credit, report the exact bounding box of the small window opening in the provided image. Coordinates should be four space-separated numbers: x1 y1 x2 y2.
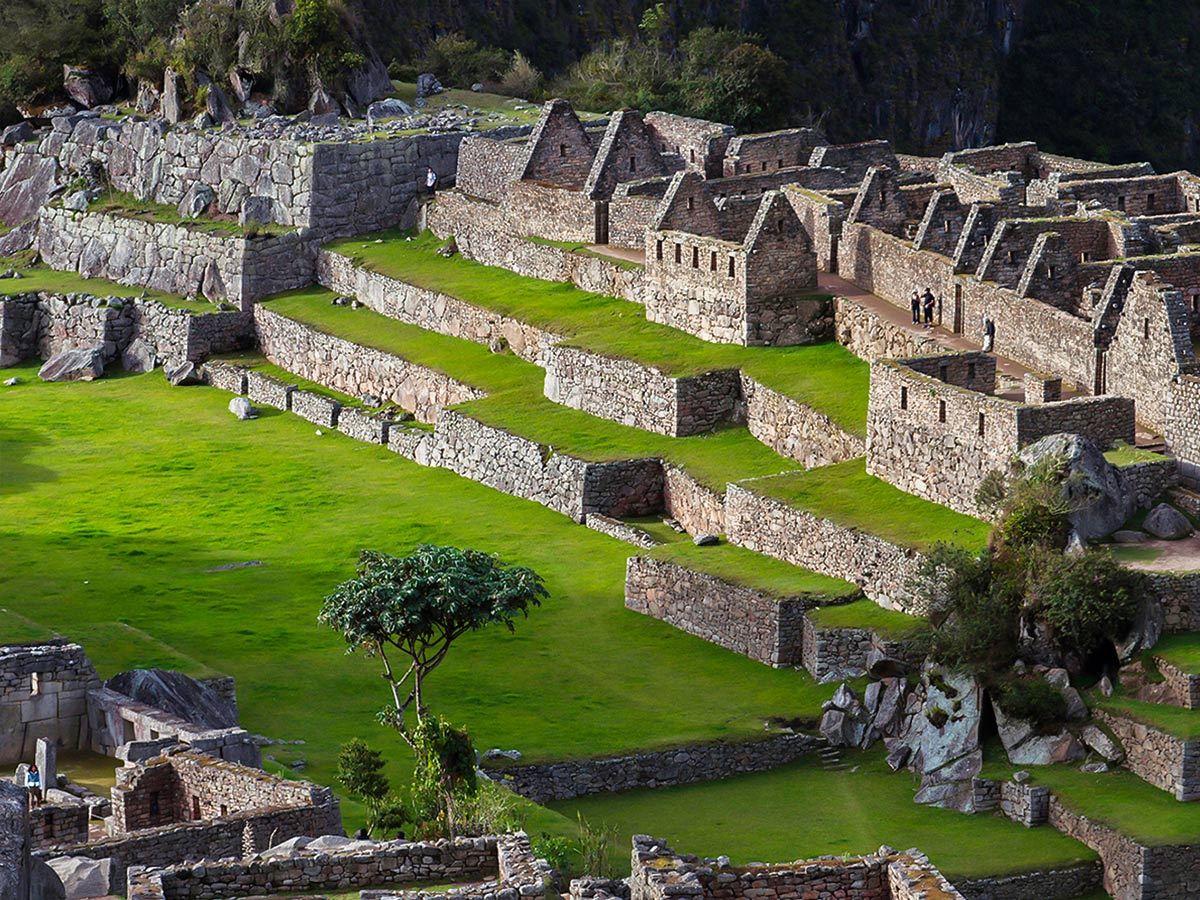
879 193 887 210
761 161 768 172
1047 264 1057 280
1081 251 1092 262
710 251 717 271
943 220 951 233
674 243 681 264
728 256 736 277
777 219 785 234
220 804 228 817
1148 192 1157 212
978 412 986 436
656 239 663 261
692 246 699 268
687 196 694 211
1118 196 1126 211
777 158 784 169
938 361 950 382
191 796 201 820
1192 294 1199 313
45 814 53 839
690 148 696 163
967 362 977 381
900 387 908 410
1144 317 1151 339
938 399 947 423
149 792 160 817
629 157 637 173
559 143 567 158
1006 250 1017 265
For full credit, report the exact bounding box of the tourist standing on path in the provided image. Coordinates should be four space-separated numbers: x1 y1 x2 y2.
922 288 936 326
910 290 921 324
982 316 996 352
26 763 42 807
425 167 438 196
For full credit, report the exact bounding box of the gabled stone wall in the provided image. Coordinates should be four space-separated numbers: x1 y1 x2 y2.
721 128 827 177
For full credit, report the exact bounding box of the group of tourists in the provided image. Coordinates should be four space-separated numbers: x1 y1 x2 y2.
909 288 938 327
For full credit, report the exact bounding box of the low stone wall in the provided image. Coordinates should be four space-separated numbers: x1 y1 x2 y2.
316 249 563 365
1147 571 1200 632
245 370 295 411
29 800 88 850
624 557 815 667
1156 657 1200 709
740 374 864 467
1119 458 1179 509
1 291 251 367
662 465 726 537
1094 709 1200 801
290 390 342 428
584 515 658 548
200 361 249 395
253 305 484 423
390 411 663 523
833 294 937 363
725 484 923 612
955 862 1103 900
427 190 645 304
798 617 915 682
39 207 315 306
489 734 820 804
544 345 742 437
337 407 393 444
1047 794 1200 900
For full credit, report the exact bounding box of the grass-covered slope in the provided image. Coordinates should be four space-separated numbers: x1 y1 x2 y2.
322 231 870 436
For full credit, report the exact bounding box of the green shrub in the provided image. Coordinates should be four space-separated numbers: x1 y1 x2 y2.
419 34 509 87
532 833 575 877
1026 549 1142 658
993 676 1068 725
499 51 542 101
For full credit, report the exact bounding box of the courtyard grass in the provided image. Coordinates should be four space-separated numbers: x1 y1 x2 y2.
1104 444 1169 467
0 258 200 308
548 751 1096 880
0 363 845 799
260 288 800 490
1153 632 1200 672
323 231 870 435
743 460 992 552
805 599 928 639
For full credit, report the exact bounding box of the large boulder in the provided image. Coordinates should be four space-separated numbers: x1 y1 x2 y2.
121 339 158 374
229 69 254 104
229 396 258 420
1115 594 1165 662
205 83 237 125
0 153 59 227
46 856 110 900
164 360 201 386
0 220 38 256
1 121 34 146
30 858 67 900
1143 503 1193 540
178 183 216 220
345 55 393 108
1016 434 1132 539
38 347 104 382
993 703 1084 765
416 73 443 98
308 86 337 116
818 682 872 748
162 67 183 124
135 79 160 115
1081 724 1125 763
106 669 238 729
240 196 274 227
62 65 115 108
367 98 414 127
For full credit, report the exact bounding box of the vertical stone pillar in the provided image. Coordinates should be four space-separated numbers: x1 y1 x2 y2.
35 740 57 794
1023 372 1063 405
0 781 30 900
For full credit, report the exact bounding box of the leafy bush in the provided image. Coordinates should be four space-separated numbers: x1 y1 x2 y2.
532 833 575 878
1026 549 1142 657
420 34 509 88
499 51 542 101
993 676 1068 725
455 778 525 837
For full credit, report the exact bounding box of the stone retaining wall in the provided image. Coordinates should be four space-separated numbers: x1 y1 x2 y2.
662 465 727 536
1156 657 1200 709
390 411 662 523
1094 709 1200 801
740 374 864 467
316 249 563 365
245 370 295 411
1147 571 1200 632
39 207 315 306
624 556 815 667
489 734 820 804
543 345 742 437
955 863 1103 900
1047 794 1200 900
253 305 484 423
1119 459 1179 509
584 515 658 548
29 800 89 850
725 484 923 612
833 294 937 362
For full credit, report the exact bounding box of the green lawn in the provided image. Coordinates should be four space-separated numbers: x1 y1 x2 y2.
743 460 992 552
1103 444 1169 467
642 540 859 600
0 364 848 805
806 599 928 639
1095 690 1200 740
260 288 799 491
1039 762 1200 845
1154 633 1200 673
0 259 198 307
549 751 1096 880
322 231 870 435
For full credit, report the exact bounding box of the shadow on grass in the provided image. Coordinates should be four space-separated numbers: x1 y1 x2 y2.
0 424 58 496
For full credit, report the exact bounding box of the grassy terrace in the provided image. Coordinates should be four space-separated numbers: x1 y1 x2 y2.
0 363 849 788
1154 632 1200 672
323 231 870 436
85 189 292 239
743 460 992 552
806 598 928 639
1094 688 1200 740
524 236 645 271
1104 444 1169 467
550 751 1096 880
0 257 211 310
261 288 799 490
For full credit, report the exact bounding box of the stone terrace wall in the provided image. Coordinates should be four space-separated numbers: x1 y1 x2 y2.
253 305 483 423
0 641 100 765
42 802 343 894
799 617 909 682
725 484 923 612
662 465 726 537
833 294 937 362
543 345 742 437
954 862 1102 900
316 249 563 365
624 556 815 667
427 190 645 304
1148 571 1200 632
505 181 596 243
39 207 314 306
1156 657 1200 709
390 411 663 523
136 836 499 900
1047 795 1200 900
741 374 864 467
1094 710 1200 801
1167 374 1200 481
490 733 819 804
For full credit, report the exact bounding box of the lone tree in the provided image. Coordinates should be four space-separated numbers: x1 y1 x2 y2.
318 545 548 745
